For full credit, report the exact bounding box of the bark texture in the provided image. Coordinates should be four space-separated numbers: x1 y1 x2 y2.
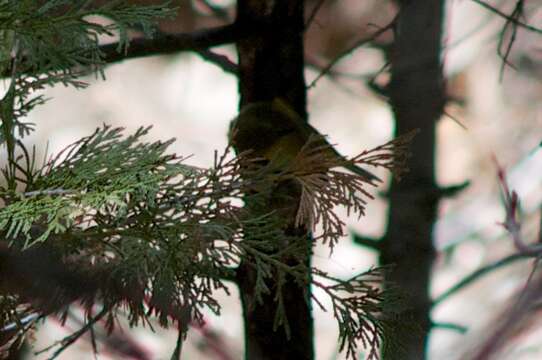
234 1 314 359
380 1 445 358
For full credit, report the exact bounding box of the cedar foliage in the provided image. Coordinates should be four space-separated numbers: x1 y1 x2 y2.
0 1 409 359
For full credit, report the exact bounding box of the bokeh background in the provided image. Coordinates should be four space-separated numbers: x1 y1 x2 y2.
12 0 542 358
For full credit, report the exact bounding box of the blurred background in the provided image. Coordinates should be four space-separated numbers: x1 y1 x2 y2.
15 0 542 358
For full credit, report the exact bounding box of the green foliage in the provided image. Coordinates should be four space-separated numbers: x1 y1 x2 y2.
1 126 186 247
313 268 404 360
0 0 173 71
0 1 407 359
0 0 174 159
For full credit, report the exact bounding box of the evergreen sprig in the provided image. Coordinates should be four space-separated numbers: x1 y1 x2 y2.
0 0 174 73
0 126 266 354
0 125 404 359
0 2 411 359
0 0 174 157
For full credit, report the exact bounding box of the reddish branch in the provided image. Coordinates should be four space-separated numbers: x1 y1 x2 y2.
495 158 542 256
434 160 542 305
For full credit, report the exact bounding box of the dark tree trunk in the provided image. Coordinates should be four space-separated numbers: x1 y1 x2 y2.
380 0 445 359
234 1 314 359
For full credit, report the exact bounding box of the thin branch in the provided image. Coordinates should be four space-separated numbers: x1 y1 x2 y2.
304 0 327 30
520 257 541 299
434 163 542 306
61 308 149 360
0 25 244 80
352 233 382 251
170 322 185 360
443 109 468 130
471 0 542 35
0 24 245 79
98 23 243 65
432 253 530 306
307 14 397 89
431 321 468 334
23 189 74 197
438 180 471 198
195 49 238 75
496 1 523 81
495 158 542 256
40 307 109 360
468 258 542 360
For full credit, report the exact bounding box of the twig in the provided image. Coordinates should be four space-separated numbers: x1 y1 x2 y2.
0 24 244 78
431 321 468 333
520 256 541 299
23 189 74 197
432 253 530 306
352 233 382 251
438 181 471 198
307 14 397 89
496 158 542 255
470 0 542 35
40 307 109 360
98 24 244 65
468 257 542 359
195 49 238 75
496 1 523 81
170 326 184 360
443 109 468 130
0 313 40 332
434 161 542 307
64 307 150 360
304 0 327 30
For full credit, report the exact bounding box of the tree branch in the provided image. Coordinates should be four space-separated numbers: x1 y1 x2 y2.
352 233 382 251
304 0 327 30
195 49 238 75
307 14 397 89
98 23 244 66
431 320 468 334
471 0 542 35
432 253 530 306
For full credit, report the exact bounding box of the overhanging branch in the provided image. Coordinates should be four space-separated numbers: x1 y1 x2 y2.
1 24 244 78
99 23 243 65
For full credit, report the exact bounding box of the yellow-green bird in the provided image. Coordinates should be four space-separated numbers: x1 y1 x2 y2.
229 98 380 183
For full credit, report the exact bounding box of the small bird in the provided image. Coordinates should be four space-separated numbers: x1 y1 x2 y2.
229 98 381 182
229 98 380 183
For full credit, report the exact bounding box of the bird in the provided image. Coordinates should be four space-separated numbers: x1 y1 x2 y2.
228 98 380 183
